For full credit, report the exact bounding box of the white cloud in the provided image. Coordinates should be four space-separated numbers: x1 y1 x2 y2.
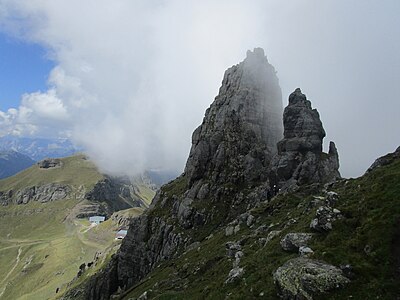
0 0 399 177
0 88 69 137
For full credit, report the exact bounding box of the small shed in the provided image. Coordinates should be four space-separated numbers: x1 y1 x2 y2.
89 216 105 225
116 230 128 240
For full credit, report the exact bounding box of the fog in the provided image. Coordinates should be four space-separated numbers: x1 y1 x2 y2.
0 0 399 178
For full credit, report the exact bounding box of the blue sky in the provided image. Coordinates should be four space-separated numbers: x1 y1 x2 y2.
0 33 53 111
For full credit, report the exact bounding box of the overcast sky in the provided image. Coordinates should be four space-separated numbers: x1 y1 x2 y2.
0 0 399 178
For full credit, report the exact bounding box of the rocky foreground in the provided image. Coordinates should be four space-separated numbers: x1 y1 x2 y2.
63 49 400 300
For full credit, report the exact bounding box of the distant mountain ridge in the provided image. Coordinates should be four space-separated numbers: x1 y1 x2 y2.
0 150 35 179
0 135 81 161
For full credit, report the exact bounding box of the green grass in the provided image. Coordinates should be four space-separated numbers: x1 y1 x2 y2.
135 185 156 206
121 158 400 299
0 154 152 299
0 154 104 192
0 198 138 300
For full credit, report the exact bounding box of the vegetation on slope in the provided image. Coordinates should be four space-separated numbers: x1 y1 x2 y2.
0 155 155 300
0 198 145 300
0 154 103 192
120 157 400 299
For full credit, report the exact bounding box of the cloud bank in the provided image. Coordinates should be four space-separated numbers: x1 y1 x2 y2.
0 0 399 177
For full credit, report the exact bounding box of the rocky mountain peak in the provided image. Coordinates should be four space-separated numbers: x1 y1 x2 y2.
71 51 343 300
185 48 283 186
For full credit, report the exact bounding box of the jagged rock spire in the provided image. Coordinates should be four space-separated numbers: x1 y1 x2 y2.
280 88 325 153
270 88 340 191
185 48 283 185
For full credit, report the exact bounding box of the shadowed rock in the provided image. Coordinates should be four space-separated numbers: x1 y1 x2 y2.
269 88 340 192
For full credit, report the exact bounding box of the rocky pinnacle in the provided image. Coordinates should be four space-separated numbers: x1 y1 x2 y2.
269 88 340 191
185 48 283 185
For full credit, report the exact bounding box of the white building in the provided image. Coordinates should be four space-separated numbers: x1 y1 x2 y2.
89 216 105 225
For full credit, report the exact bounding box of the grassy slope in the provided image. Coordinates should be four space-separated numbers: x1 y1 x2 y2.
0 155 152 300
121 159 400 299
0 199 134 300
135 185 156 207
0 154 104 192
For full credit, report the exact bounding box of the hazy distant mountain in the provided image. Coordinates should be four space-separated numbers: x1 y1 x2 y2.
0 135 81 161
0 150 35 179
145 169 180 187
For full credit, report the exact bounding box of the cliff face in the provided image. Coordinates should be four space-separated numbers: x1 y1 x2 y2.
72 50 345 300
0 156 150 217
269 88 340 192
185 47 283 186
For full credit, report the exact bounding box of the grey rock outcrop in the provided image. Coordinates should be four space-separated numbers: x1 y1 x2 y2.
310 205 341 232
185 47 283 186
299 246 314 256
269 88 340 192
225 266 244 284
280 233 313 252
0 183 71 205
274 257 350 299
0 174 147 219
38 158 63 169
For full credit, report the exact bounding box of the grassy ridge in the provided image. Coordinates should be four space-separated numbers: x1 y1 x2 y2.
0 154 103 192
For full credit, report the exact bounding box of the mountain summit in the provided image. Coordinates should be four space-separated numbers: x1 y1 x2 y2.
185 48 283 186
62 50 399 300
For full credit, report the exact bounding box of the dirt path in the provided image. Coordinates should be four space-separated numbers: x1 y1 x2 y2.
0 240 45 252
0 247 22 298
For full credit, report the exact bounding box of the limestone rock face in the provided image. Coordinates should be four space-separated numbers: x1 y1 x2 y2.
274 257 350 299
269 88 340 191
0 183 71 206
185 48 283 186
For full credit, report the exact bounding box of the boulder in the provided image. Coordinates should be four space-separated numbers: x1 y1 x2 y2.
299 246 314 256
226 241 242 258
310 206 336 232
274 257 350 299
37 158 63 169
225 267 244 284
280 233 314 252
